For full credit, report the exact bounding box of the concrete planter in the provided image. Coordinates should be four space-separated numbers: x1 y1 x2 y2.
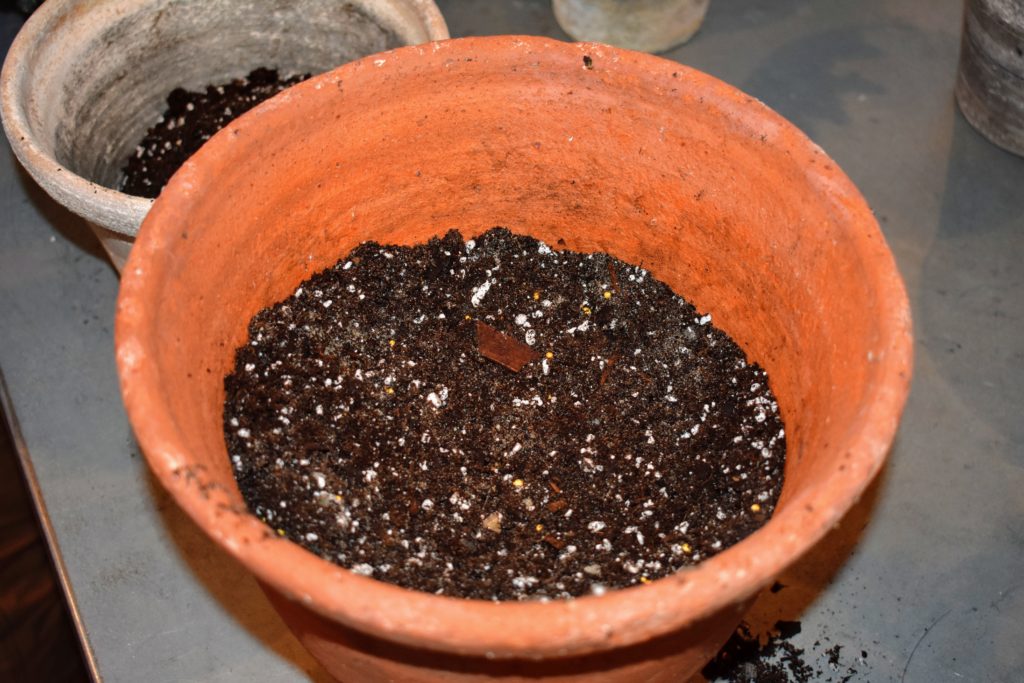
0 0 448 271
553 0 709 53
115 37 912 682
955 0 1024 157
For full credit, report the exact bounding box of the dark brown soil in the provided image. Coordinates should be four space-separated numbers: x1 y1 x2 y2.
702 619 866 682
224 228 786 600
120 68 309 198
703 622 815 683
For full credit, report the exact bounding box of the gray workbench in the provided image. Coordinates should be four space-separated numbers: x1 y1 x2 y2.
1 1 1021 681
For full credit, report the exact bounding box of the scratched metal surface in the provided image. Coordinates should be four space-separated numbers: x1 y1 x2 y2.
1 1 1021 681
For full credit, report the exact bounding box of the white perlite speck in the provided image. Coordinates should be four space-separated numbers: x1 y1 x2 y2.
512 575 539 589
470 279 493 307
351 563 374 576
426 386 449 408
588 521 607 532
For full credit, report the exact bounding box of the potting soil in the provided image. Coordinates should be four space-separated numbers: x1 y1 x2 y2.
120 68 309 198
702 618 868 682
224 228 786 600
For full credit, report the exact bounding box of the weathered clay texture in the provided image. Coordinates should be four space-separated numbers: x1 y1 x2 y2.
115 37 913 682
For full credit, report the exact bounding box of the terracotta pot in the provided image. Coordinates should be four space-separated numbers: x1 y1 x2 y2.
115 37 913 681
0 0 448 272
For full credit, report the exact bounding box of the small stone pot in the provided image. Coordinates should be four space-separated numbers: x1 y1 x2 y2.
0 0 448 271
955 0 1024 156
115 37 913 682
553 0 710 53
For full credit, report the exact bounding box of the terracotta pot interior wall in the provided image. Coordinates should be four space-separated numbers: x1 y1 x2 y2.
140 54 888 557
18 0 405 189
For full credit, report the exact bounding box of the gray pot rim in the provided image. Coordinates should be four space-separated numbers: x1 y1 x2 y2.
0 0 449 239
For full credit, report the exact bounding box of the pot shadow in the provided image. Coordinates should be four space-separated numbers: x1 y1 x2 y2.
914 111 1024 443
684 0 806 43
737 24 886 138
143 469 333 682
13 163 115 273
688 451 891 681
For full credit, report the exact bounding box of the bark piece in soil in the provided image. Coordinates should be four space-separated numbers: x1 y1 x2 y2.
476 320 541 371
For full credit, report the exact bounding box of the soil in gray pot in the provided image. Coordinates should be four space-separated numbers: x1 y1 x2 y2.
120 68 309 197
224 227 786 600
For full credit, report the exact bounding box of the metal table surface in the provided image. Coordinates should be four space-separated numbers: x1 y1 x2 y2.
1 1 1021 681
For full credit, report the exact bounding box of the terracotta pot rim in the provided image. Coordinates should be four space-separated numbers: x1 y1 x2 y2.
115 35 913 659
0 0 450 237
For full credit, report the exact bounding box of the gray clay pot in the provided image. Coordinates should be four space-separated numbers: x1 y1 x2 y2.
553 0 709 54
1 0 449 271
955 0 1024 157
